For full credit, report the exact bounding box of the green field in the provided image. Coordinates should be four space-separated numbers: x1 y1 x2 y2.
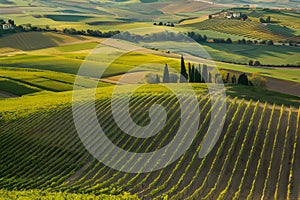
203 43 300 65
0 1 300 199
0 67 112 95
185 18 289 41
1 84 300 199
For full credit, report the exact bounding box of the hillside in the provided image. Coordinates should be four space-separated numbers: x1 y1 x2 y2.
1 84 300 199
199 0 300 8
0 32 87 53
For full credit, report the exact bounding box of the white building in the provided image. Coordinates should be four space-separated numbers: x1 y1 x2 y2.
2 24 13 30
226 12 241 19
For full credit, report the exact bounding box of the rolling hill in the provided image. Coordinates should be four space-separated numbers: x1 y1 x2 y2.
0 84 300 199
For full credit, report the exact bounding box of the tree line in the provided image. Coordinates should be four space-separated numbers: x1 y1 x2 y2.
0 20 121 38
187 31 275 46
147 56 264 87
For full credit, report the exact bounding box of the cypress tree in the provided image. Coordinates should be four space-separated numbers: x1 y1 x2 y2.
188 62 192 82
198 64 203 83
232 75 237 84
215 74 220 83
163 64 170 83
195 67 200 83
209 72 212 83
202 64 208 83
190 64 195 82
155 74 160 83
180 56 188 82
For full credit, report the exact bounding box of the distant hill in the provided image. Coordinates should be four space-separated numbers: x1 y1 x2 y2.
198 0 300 8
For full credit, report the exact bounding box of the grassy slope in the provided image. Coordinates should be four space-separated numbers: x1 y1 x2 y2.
203 43 300 65
0 36 299 85
0 32 86 52
0 67 112 95
0 84 299 199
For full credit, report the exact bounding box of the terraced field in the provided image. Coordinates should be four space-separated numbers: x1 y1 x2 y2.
1 84 299 199
188 19 291 42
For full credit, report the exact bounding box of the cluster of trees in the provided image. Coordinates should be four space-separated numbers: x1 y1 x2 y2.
187 32 207 43
212 38 233 43
220 70 267 87
248 59 261 66
0 19 121 38
187 31 274 46
179 56 213 83
145 56 267 88
260 16 271 23
116 31 188 43
0 19 15 26
153 22 175 27
237 38 274 45
62 28 120 38
0 19 24 37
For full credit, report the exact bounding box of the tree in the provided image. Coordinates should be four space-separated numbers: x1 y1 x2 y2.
241 38 246 44
266 16 271 23
232 75 237 84
188 62 191 82
241 14 248 21
8 19 15 26
225 73 230 83
195 66 201 83
208 72 212 83
180 56 188 82
267 40 274 45
190 64 195 83
249 73 266 88
203 34 207 42
248 59 254 66
254 60 261 66
163 64 170 83
198 64 203 83
238 73 249 85
226 38 232 43
155 74 160 83
260 17 265 23
215 74 220 83
202 64 208 83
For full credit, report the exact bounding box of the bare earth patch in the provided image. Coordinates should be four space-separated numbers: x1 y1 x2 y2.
0 91 18 99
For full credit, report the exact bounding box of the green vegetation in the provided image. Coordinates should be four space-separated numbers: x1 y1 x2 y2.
0 78 39 96
0 67 112 94
0 84 299 199
0 1 300 199
43 14 94 22
0 189 138 199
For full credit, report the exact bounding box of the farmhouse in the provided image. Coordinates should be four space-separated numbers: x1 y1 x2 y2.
226 11 241 19
2 23 13 30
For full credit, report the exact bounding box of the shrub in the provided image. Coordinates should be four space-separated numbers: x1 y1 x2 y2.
249 73 267 88
254 60 261 66
248 60 254 66
238 73 249 86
